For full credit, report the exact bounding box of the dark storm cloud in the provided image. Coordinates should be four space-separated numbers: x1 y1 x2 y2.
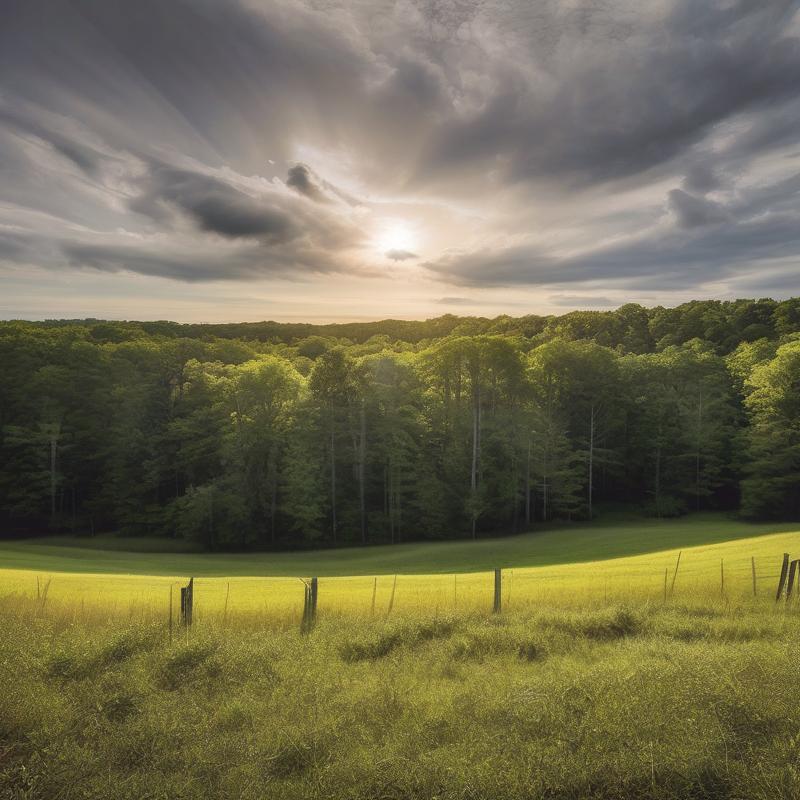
427 162 800 290
61 241 267 282
0 0 370 171
130 165 300 242
0 105 105 176
682 163 723 195
668 190 730 229
426 211 800 290
420 1 800 189
0 0 372 281
286 164 328 203
0 0 799 295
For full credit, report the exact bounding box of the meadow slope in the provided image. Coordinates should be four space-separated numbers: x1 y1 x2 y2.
0 512 796 577
0 513 797 625
2 516 800 800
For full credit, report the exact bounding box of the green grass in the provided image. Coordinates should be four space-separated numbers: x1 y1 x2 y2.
1 512 795 577
3 604 800 799
3 516 800 799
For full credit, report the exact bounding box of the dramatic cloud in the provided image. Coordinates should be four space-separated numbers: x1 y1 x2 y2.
1 0 799 319
286 164 329 203
131 166 301 242
385 249 418 261
667 190 730 229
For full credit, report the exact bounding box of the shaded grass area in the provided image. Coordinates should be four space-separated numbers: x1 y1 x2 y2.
2 524 799 627
2 603 800 799
1 512 796 577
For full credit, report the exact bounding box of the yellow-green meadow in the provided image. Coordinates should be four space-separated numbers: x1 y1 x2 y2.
2 523 797 626
2 519 800 799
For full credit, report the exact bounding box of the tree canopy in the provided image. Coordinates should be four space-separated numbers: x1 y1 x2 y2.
2 298 799 548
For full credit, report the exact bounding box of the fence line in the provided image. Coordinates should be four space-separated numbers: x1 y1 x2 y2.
3 551 798 629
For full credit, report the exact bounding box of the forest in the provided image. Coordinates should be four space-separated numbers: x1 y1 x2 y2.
1 298 799 550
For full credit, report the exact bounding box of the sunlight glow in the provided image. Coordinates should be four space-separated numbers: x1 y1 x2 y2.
375 220 418 256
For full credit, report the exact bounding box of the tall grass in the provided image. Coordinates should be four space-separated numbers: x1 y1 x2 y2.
2 601 800 799
0 526 794 627
1 530 799 798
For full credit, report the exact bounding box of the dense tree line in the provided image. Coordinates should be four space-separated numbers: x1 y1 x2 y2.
1 298 799 549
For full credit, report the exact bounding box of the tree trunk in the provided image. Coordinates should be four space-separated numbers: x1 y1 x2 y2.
396 470 402 543
696 386 703 512
209 489 215 551
470 382 480 539
588 404 595 519
50 433 57 521
654 441 662 519
330 403 337 545
542 439 548 522
388 464 395 544
525 436 531 526
269 446 278 545
359 400 366 544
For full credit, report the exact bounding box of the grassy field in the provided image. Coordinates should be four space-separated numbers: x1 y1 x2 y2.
0 512 795 576
2 515 800 799
0 513 797 623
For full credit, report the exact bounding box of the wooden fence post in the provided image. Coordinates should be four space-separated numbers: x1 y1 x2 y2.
387 575 398 616
311 577 318 619
663 567 668 603
776 554 790 602
786 560 799 602
223 582 230 626
301 581 310 632
180 577 194 627
301 577 318 633
169 585 173 644
670 551 682 596
370 577 377 616
720 559 724 597
493 568 502 613
751 557 757 597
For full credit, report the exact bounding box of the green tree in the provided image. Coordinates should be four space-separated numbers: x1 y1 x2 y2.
740 339 800 518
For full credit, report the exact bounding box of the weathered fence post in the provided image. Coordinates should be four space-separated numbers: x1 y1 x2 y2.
311 577 318 619
223 582 230 626
776 553 790 602
370 577 377 616
180 577 194 627
786 560 799 602
670 551 682 596
387 575 398 616
301 581 310 632
720 559 724 597
663 567 668 603
168 584 173 644
301 577 318 633
751 556 757 597
493 568 502 613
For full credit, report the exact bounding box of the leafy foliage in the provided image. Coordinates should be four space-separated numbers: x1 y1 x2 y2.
1 299 799 547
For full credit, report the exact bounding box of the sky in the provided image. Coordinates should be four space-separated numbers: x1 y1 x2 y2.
1 0 800 323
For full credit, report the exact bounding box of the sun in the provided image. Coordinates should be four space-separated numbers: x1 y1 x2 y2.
375 220 418 257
